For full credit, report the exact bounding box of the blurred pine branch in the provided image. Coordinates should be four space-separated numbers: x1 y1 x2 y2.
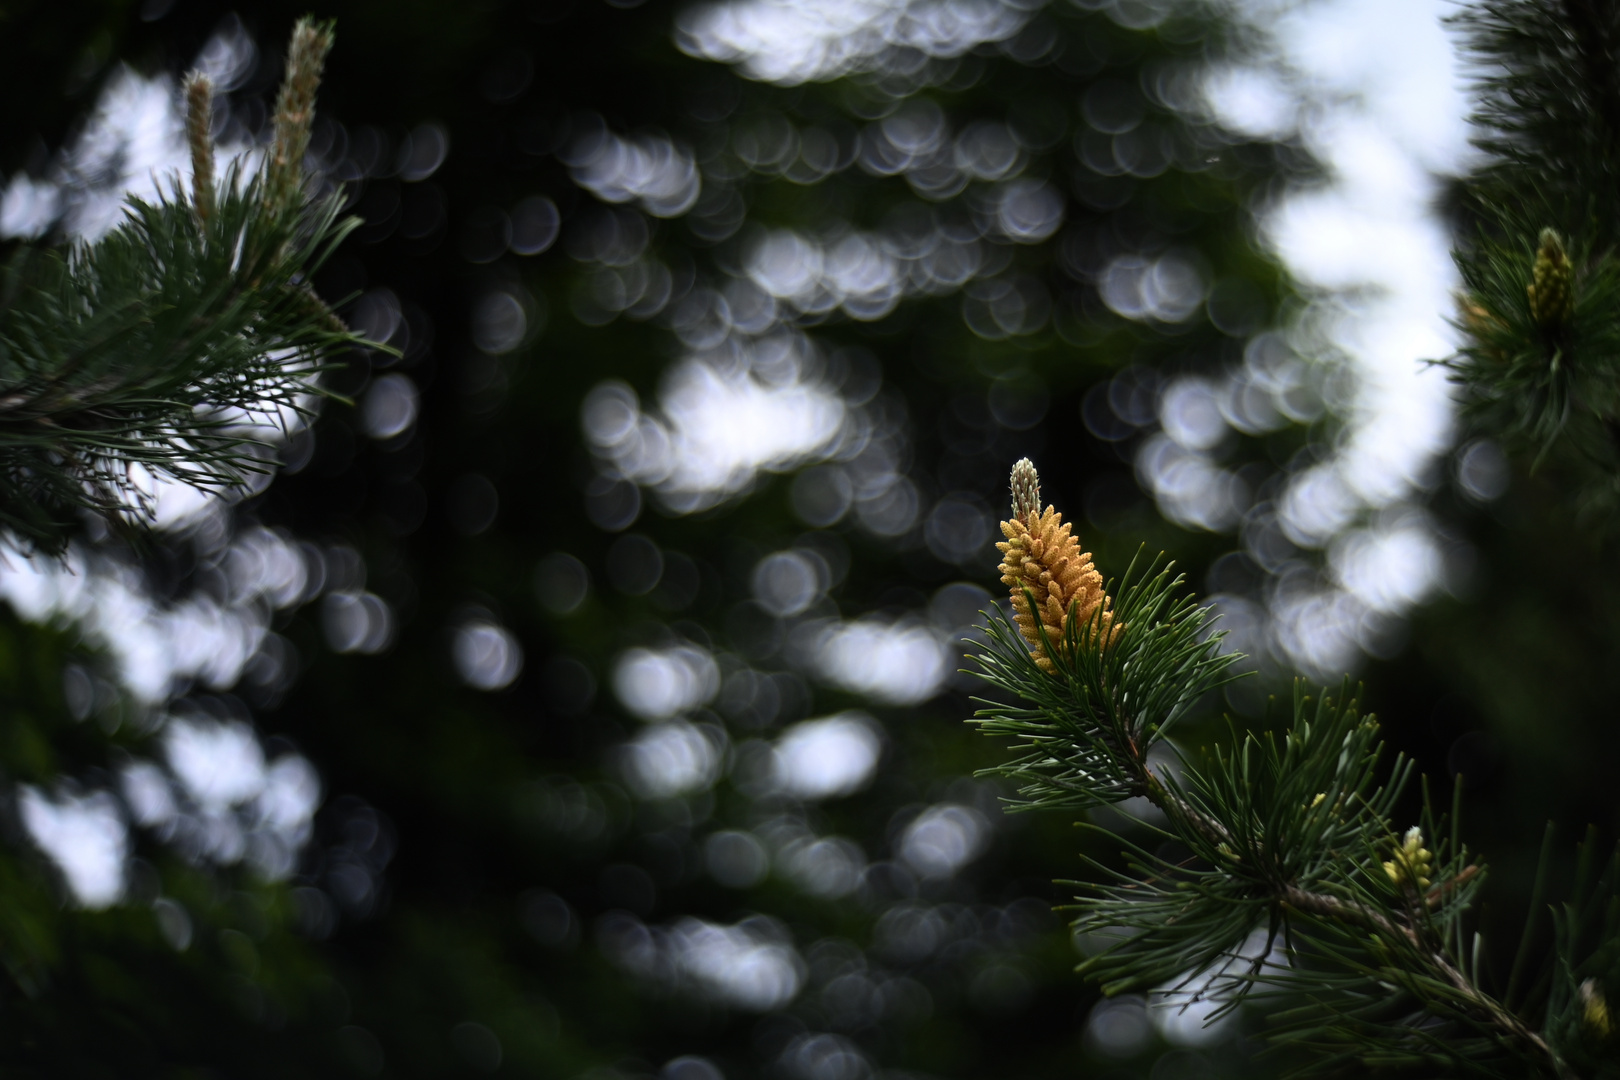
0 16 368 553
1445 0 1620 522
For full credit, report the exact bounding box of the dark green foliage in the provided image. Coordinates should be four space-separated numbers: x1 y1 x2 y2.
1445 0 1620 516
0 166 365 552
1454 0 1620 226
1443 207 1620 471
1423 3 1620 1063
1545 833 1620 1077
0 607 342 1080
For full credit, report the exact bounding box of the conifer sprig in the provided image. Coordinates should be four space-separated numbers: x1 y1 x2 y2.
968 459 1615 1078
0 17 367 552
971 545 1238 813
973 462 1240 812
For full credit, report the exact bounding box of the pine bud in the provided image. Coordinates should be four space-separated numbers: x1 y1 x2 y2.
1009 457 1040 523
1527 227 1575 327
269 18 335 209
995 459 1119 673
183 73 215 224
1581 979 1612 1040
1382 826 1433 890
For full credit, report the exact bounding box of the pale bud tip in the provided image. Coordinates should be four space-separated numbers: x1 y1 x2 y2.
1010 458 1040 522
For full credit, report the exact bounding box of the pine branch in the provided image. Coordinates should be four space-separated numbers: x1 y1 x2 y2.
1446 0 1620 518
968 459 1616 1078
0 17 371 552
1275 883 1557 1071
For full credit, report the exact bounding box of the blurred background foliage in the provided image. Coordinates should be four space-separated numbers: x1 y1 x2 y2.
0 0 1610 1077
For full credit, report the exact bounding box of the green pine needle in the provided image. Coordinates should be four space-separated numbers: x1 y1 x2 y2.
0 164 372 551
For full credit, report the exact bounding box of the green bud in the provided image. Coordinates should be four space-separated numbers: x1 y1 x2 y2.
1383 826 1433 890
1527 227 1575 327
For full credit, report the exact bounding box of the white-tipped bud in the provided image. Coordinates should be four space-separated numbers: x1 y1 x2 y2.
1010 457 1040 523
269 17 334 209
